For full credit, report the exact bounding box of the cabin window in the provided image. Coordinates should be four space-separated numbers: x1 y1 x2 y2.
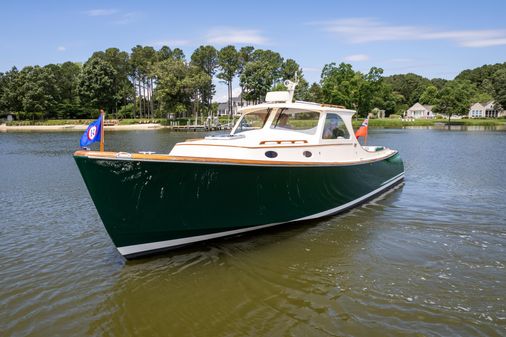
234 109 271 134
322 113 350 139
270 109 320 135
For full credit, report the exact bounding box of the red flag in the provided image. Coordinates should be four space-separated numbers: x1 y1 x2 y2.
355 118 369 139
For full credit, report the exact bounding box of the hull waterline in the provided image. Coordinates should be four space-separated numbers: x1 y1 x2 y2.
74 153 404 259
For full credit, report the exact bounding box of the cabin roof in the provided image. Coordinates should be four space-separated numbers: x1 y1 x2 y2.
238 102 356 115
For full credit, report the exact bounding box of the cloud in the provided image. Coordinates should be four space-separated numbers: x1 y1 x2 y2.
343 54 369 62
151 39 192 47
84 9 140 24
207 27 268 45
311 18 506 48
113 12 140 25
85 9 118 16
57 46 66 52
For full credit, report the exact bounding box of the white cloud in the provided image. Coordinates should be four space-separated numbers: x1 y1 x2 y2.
85 9 118 16
113 12 140 25
151 39 191 47
207 27 268 45
57 46 66 52
311 18 506 48
343 54 369 62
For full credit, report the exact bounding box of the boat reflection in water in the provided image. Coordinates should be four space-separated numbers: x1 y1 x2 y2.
74 80 404 258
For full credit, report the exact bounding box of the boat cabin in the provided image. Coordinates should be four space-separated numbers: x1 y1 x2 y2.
230 101 355 146
169 81 395 163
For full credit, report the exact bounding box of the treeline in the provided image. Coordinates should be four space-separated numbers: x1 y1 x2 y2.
1 44 506 120
315 62 506 119
0 45 309 120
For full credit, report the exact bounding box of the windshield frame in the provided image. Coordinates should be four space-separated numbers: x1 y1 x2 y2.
231 108 272 135
270 108 322 135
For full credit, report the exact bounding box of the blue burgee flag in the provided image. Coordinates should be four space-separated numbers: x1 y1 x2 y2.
80 115 103 147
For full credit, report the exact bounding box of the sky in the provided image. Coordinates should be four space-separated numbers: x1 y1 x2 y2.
1 0 506 101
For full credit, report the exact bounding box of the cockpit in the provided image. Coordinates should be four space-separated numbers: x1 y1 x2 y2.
231 106 353 142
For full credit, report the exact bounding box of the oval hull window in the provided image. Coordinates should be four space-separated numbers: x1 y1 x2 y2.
303 151 312 158
265 151 278 158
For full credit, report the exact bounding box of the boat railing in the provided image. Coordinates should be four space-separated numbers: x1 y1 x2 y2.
259 140 308 145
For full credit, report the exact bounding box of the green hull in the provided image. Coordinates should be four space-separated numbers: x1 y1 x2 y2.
74 153 404 258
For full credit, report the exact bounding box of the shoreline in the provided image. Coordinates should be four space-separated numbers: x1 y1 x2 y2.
1 120 505 132
0 123 164 132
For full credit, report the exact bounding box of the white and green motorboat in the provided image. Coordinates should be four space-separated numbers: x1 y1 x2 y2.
74 81 404 258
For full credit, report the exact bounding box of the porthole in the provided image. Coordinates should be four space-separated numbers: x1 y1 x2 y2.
265 151 278 158
303 151 312 158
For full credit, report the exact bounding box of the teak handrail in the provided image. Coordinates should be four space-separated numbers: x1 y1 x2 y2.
259 140 308 145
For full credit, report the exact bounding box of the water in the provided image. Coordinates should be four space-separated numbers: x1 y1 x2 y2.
0 128 505 336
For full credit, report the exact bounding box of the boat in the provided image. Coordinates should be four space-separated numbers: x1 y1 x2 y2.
74 80 404 258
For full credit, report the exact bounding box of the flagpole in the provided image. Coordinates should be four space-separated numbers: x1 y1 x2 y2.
100 109 105 152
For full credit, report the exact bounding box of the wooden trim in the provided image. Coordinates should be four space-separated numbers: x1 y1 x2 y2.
174 142 353 149
259 140 308 145
320 103 346 109
99 110 105 152
74 150 397 167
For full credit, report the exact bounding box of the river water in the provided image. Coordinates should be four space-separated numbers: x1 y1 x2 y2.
0 127 505 336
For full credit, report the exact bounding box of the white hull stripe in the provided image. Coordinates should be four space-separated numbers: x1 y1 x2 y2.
381 172 405 186
117 172 405 256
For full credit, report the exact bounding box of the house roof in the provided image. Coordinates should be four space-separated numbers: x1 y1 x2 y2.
470 101 495 109
407 102 432 111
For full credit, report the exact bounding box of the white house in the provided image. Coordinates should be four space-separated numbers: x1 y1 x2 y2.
217 95 253 116
405 103 434 119
469 101 502 118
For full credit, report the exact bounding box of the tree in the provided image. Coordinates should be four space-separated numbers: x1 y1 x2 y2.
130 45 158 118
154 58 210 119
434 80 477 124
358 66 384 115
154 58 189 116
281 59 302 81
77 57 117 112
419 85 438 105
250 49 284 82
239 49 285 104
191 45 218 113
307 83 322 102
320 62 362 110
492 68 506 109
0 67 23 113
237 46 255 102
171 48 186 61
276 59 309 101
430 78 448 90
89 48 133 114
384 73 431 107
53 62 83 118
240 61 274 102
217 46 239 116
19 66 59 119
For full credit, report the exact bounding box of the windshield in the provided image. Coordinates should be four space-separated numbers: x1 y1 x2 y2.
233 109 271 134
271 109 320 135
322 113 350 139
